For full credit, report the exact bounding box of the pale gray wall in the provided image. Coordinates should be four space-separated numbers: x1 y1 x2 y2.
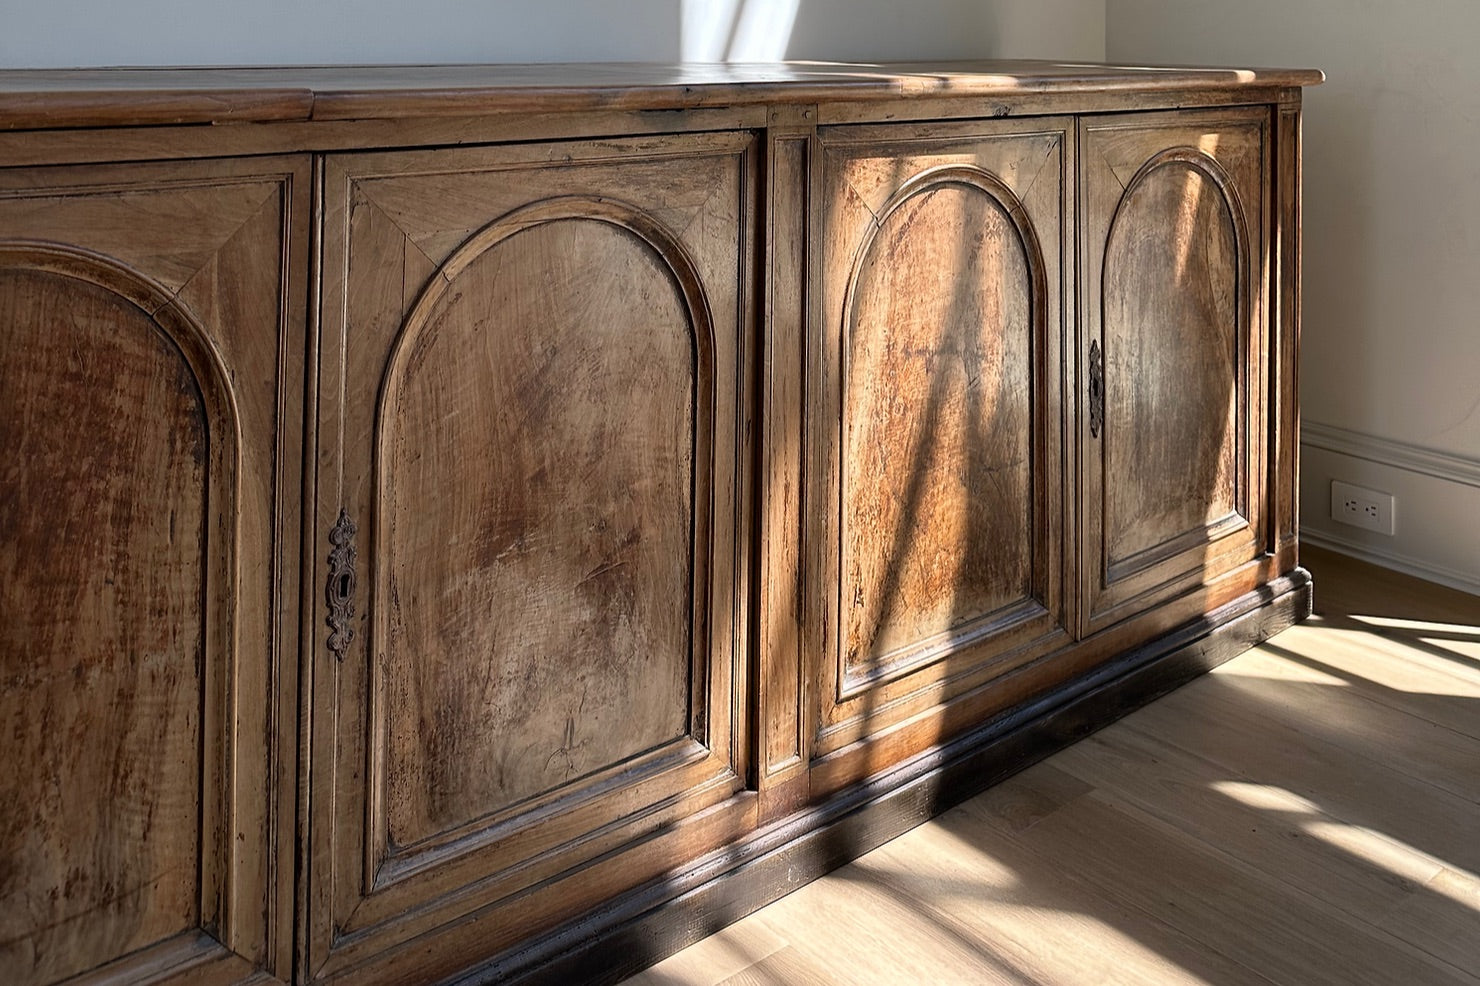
980 0 1104 61
1108 0 1480 589
0 0 1103 68
0 0 682 67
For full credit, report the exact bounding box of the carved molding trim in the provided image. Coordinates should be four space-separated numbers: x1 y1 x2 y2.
1089 338 1104 439
326 508 358 662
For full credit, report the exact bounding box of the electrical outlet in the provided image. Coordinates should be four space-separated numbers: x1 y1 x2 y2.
1330 480 1396 535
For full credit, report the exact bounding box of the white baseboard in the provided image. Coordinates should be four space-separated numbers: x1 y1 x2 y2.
1300 529 1480 596
1300 422 1480 597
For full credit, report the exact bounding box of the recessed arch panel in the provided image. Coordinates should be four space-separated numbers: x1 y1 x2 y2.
838 166 1049 694
373 198 717 855
0 242 240 984
1101 149 1249 577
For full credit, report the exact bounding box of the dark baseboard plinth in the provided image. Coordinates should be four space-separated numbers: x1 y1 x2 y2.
450 569 1314 986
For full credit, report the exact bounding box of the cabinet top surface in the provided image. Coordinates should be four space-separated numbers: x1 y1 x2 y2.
0 60 1323 131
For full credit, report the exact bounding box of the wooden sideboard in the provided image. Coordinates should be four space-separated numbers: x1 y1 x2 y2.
0 61 1322 986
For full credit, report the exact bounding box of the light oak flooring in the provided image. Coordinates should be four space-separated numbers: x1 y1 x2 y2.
622 546 1480 985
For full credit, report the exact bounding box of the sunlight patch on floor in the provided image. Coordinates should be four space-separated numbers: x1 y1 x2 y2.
1346 615 1480 637
1212 780 1476 909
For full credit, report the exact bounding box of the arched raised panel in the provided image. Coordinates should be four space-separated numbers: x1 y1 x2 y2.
1102 152 1246 575
374 201 713 854
840 168 1046 693
0 247 238 985
1081 113 1269 635
313 133 751 979
810 122 1069 789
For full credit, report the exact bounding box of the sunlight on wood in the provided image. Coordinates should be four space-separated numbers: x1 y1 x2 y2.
845 848 1230 986
1302 820 1478 906
1209 779 1325 813
1212 777 1475 900
872 822 1023 890
1348 615 1480 635
1212 652 1352 686
1267 621 1480 696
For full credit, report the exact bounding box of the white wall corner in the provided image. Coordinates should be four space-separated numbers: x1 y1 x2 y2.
1300 421 1480 595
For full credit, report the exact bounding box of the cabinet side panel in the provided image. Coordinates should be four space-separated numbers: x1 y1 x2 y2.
0 269 205 985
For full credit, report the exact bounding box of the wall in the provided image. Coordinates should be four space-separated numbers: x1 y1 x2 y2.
0 0 1102 69
1108 0 1480 592
979 0 1104 61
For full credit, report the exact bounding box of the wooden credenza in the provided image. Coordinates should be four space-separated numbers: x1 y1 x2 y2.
0 61 1321 986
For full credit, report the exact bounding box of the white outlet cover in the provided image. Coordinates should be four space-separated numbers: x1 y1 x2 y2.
1330 479 1397 536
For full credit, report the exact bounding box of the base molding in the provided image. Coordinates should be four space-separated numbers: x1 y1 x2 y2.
450 569 1314 986
1301 529 1480 596
1300 422 1480 594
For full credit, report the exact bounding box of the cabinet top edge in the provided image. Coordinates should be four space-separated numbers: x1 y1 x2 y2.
0 60 1324 132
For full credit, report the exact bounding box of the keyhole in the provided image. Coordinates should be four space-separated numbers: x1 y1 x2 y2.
337 573 352 600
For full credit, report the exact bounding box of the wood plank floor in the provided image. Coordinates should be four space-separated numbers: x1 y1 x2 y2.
622 546 1480 985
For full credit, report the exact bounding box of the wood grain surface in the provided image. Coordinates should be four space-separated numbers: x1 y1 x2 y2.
0 265 206 985
809 119 1072 791
0 62 1324 131
380 213 698 846
842 175 1035 675
1079 109 1270 634
0 157 308 985
306 132 758 983
0 62 1324 986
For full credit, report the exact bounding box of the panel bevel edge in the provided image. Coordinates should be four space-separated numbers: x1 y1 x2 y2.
368 738 716 890
295 150 329 986
259 159 313 982
728 129 763 791
837 599 1054 700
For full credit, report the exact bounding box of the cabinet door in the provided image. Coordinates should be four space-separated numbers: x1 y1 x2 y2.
0 158 308 985
1080 109 1270 634
808 120 1071 795
310 133 756 983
